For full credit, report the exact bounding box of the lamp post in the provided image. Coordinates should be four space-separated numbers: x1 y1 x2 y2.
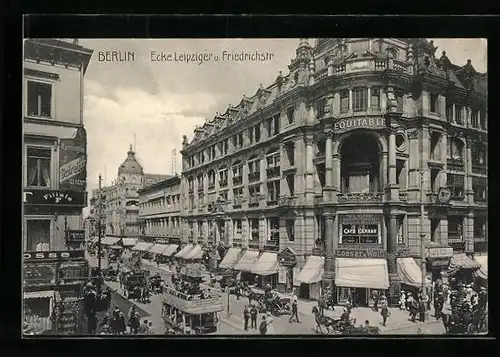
418 169 427 298
97 174 103 272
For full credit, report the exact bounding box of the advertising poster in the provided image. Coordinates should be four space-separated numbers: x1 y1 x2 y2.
59 128 87 192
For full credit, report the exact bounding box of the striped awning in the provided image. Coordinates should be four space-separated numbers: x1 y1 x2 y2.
101 237 120 245
24 290 58 299
121 238 137 246
162 244 179 256
184 245 204 260
219 248 242 269
149 244 169 255
297 255 324 284
450 253 481 270
474 255 487 278
175 244 194 258
132 242 154 252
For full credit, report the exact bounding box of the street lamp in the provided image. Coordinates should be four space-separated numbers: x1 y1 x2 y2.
97 174 103 273
418 169 427 298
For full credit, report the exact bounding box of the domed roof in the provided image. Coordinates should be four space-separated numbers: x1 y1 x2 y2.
118 145 144 176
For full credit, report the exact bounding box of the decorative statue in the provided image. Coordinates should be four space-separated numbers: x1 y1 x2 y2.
182 135 188 147
386 88 399 113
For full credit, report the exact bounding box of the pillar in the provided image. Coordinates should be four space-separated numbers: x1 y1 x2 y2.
367 86 372 109
322 212 336 289
388 214 401 301
327 57 334 76
260 155 267 206
324 128 334 202
305 135 315 203
465 212 474 253
203 220 209 245
259 215 266 249
466 138 474 204
388 127 399 201
241 217 248 248
332 153 340 202
348 88 353 112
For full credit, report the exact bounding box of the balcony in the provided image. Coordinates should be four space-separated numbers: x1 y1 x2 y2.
248 196 259 207
233 176 243 186
248 172 260 183
472 164 487 175
266 167 280 179
447 158 465 171
263 240 279 252
278 195 297 207
266 199 278 207
219 180 228 188
233 197 245 209
337 192 383 204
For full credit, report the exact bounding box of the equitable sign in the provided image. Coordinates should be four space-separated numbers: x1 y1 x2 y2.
334 117 386 133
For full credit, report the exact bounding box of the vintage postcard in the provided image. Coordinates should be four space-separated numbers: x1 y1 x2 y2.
22 38 487 336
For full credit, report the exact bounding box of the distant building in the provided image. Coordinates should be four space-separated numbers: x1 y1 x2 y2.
180 38 487 302
137 175 182 245
88 145 171 240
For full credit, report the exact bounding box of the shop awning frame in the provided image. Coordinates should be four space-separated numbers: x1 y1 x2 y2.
184 245 204 260
23 290 59 299
297 255 324 284
233 250 260 272
252 252 279 276
219 247 242 269
149 244 170 255
101 237 120 245
132 242 154 252
397 258 431 288
175 244 194 259
450 253 481 270
162 244 179 257
474 254 487 278
121 238 137 247
335 258 389 290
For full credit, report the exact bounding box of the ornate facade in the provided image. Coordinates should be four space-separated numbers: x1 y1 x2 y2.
180 38 487 301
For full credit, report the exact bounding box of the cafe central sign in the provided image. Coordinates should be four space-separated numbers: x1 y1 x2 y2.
334 117 386 133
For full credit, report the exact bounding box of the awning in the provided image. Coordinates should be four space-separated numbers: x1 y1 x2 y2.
175 244 194 258
23 290 58 299
297 255 324 284
149 244 170 255
252 252 279 276
132 242 154 252
474 255 487 278
184 245 204 260
101 237 120 245
233 250 260 272
450 253 481 270
121 238 137 247
162 244 179 257
219 247 242 269
397 258 431 287
335 258 389 290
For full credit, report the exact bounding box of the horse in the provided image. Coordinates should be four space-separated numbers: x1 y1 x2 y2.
312 306 337 335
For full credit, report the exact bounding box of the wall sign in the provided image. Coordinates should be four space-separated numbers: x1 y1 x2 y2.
23 263 57 285
426 247 453 259
66 230 85 242
340 224 380 244
278 266 287 284
59 128 87 192
335 248 387 259
59 262 89 282
57 311 78 335
333 117 385 133
24 189 86 206
23 250 85 261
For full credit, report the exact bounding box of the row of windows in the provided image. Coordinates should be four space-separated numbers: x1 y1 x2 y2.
430 94 486 130
186 107 296 169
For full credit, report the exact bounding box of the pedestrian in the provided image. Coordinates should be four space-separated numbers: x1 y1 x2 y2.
128 312 140 334
435 292 444 320
117 311 127 334
250 305 258 329
148 322 154 335
138 319 149 334
259 315 267 335
422 292 429 312
478 287 487 310
265 312 274 334
289 296 300 323
426 291 431 311
372 289 379 312
399 291 406 310
381 301 389 327
243 305 250 331
410 299 418 323
100 313 110 329
419 300 426 323
128 305 137 321
87 312 97 334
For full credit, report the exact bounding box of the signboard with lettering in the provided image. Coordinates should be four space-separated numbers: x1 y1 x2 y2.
23 250 85 261
59 261 89 283
57 311 78 335
335 248 387 259
340 224 380 244
24 189 86 206
278 266 287 284
66 230 85 242
426 247 453 259
59 128 87 192
23 263 57 285
333 117 386 133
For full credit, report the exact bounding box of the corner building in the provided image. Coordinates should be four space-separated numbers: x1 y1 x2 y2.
180 38 487 303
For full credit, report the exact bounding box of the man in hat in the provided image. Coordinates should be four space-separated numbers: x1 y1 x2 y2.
478 287 488 311
435 291 444 320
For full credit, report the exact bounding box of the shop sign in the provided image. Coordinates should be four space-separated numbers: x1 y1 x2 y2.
340 214 380 225
334 117 385 133
24 263 57 285
430 259 450 267
340 224 379 244
277 247 297 266
59 127 87 192
59 262 89 283
57 311 78 335
292 267 301 286
278 266 287 284
335 248 387 259
24 189 86 206
66 230 85 242
23 250 85 261
426 247 453 259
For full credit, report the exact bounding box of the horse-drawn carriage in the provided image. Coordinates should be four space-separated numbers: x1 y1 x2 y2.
248 291 292 316
311 306 379 335
103 262 120 282
121 269 149 300
108 245 123 263
442 302 488 334
208 269 239 291
149 273 164 294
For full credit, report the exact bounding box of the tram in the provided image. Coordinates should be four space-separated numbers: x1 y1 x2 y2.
161 286 224 335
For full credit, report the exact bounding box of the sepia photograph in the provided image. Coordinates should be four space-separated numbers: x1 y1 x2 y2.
22 37 488 337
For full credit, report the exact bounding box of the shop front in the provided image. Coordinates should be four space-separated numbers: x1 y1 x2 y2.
233 249 260 284
296 255 324 300
425 245 453 283
397 257 431 296
219 247 243 270
276 247 297 294
252 252 279 289
335 248 389 307
449 252 481 286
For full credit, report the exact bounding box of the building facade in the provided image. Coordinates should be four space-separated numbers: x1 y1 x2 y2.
180 38 487 302
137 175 182 245
88 145 170 240
23 39 93 332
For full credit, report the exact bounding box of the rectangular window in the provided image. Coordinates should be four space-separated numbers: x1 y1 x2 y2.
446 102 454 122
430 132 441 160
273 114 280 135
285 143 295 166
316 98 326 119
447 174 465 199
340 91 349 113
268 218 280 241
267 118 273 137
286 220 295 241
286 174 295 196
248 128 254 144
430 219 440 243
430 93 438 114
287 106 295 124
26 147 51 188
473 177 487 202
233 219 242 238
430 168 439 193
352 88 368 112
448 217 463 243
27 81 52 118
370 87 380 109
232 136 237 148
255 125 261 142
238 133 244 148
455 105 464 125
249 185 260 199
267 181 280 202
26 219 51 251
471 109 479 128
250 219 259 241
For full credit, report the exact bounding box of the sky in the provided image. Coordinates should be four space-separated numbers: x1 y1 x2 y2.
79 38 487 213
